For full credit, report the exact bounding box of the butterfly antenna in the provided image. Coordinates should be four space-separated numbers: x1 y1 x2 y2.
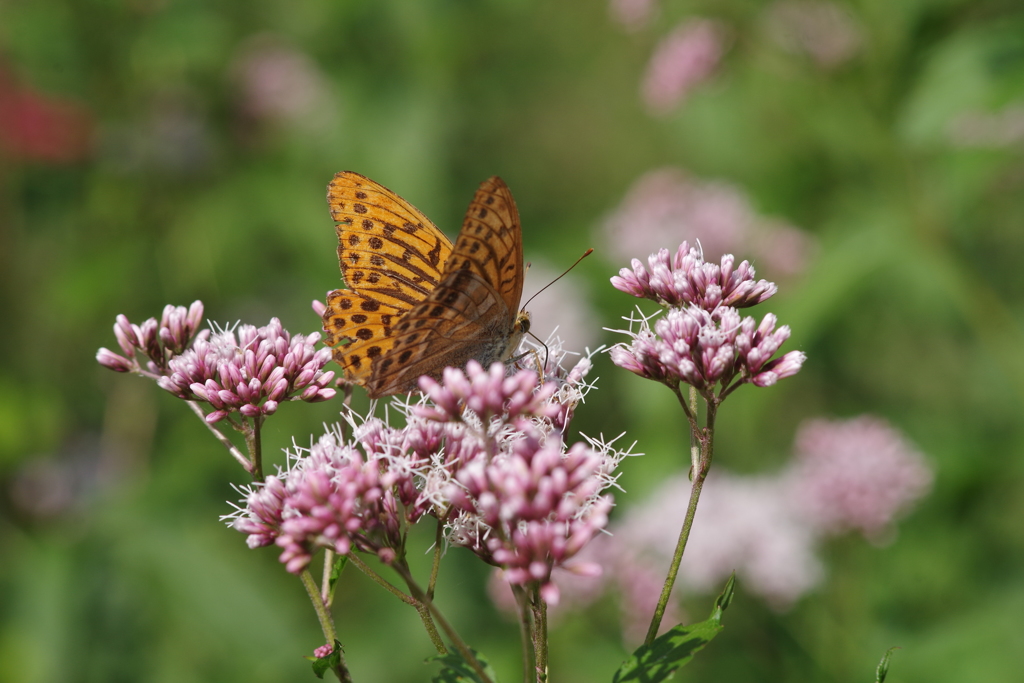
522 248 594 310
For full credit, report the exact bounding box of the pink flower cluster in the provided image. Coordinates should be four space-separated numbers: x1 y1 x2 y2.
156 319 335 422
612 241 777 309
609 243 804 395
416 362 559 426
227 354 626 602
250 429 413 572
230 35 334 130
444 432 611 605
422 361 618 604
97 302 337 423
228 407 464 573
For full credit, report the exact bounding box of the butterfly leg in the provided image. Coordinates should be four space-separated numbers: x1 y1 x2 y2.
507 348 546 381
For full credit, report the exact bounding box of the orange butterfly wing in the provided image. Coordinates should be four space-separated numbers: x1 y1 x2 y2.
321 172 453 387
365 177 528 397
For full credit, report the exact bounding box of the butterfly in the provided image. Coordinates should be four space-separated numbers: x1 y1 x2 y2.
321 171 531 398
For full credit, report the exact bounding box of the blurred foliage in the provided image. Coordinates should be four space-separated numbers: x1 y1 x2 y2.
2 0 1024 681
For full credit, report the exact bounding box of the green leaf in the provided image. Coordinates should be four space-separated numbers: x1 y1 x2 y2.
612 574 735 683
328 554 348 597
309 640 344 679
876 647 899 683
428 648 498 683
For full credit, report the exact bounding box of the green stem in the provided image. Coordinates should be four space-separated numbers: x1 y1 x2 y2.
427 518 445 601
529 586 548 683
644 395 718 646
393 562 491 683
689 386 700 473
346 554 447 655
300 569 352 683
346 553 417 606
510 583 535 683
185 401 251 473
242 415 264 482
322 549 336 607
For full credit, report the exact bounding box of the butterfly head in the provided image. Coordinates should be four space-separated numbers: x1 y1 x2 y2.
500 310 531 362
516 310 531 335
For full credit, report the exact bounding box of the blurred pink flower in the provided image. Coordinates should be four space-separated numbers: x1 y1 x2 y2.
609 0 658 32
787 416 934 540
748 219 818 277
546 415 932 628
947 104 1024 148
601 167 816 277
613 551 686 645
231 35 334 130
641 19 725 115
764 1 864 69
0 65 92 163
616 472 823 609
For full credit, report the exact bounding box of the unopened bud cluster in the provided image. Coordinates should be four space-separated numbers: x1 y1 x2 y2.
97 301 205 375
157 319 336 422
612 242 776 309
97 302 337 422
610 242 804 396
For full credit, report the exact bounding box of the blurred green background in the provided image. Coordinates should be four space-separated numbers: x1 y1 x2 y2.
3 0 1024 681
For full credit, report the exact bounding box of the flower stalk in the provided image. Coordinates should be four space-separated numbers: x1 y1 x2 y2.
530 586 549 683
645 392 717 644
392 562 492 683
609 241 805 645
300 569 352 683
241 415 265 482
510 584 535 683
345 553 448 655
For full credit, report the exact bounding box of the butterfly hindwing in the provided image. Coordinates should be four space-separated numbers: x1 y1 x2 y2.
322 289 404 385
366 268 512 396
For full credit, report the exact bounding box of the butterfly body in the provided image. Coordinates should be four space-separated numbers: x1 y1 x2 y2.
322 172 529 398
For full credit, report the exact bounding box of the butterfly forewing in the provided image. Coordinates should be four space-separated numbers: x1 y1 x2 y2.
451 177 524 315
365 177 526 397
323 172 454 387
328 172 454 310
